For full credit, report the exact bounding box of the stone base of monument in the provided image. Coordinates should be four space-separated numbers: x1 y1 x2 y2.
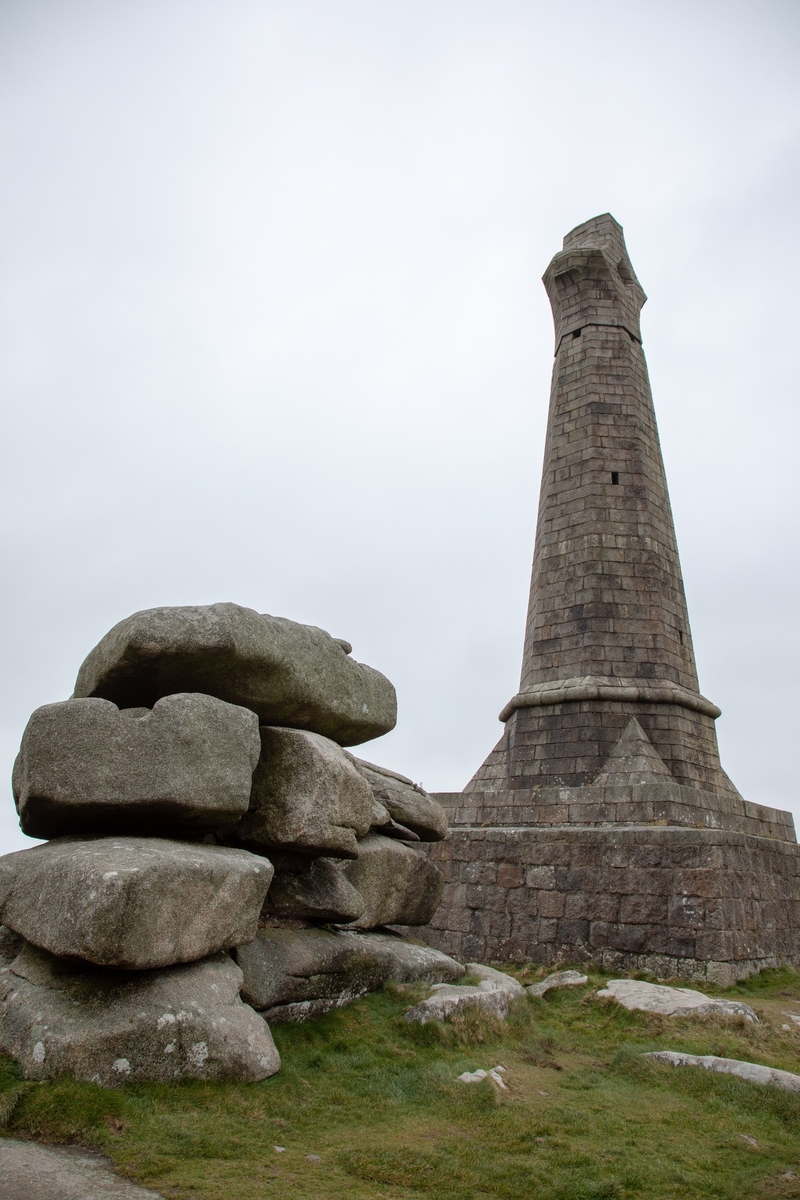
408 793 800 987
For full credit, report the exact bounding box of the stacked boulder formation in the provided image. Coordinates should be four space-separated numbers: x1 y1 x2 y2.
0 603 461 1084
421 215 800 984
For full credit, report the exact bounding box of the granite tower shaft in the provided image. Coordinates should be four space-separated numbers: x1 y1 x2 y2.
469 214 731 797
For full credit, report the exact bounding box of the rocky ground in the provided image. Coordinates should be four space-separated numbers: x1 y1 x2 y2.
2 963 800 1200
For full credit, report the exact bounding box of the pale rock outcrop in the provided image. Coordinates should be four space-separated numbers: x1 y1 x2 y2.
0 838 272 970
73 603 396 746
336 834 444 928
13 694 260 839
403 963 525 1024
527 969 588 997
597 979 758 1021
0 942 280 1085
457 1065 508 1088
235 728 374 858
235 925 464 1021
355 759 448 841
645 1050 800 1093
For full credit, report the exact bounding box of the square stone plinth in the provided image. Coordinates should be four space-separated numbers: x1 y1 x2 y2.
407 824 800 986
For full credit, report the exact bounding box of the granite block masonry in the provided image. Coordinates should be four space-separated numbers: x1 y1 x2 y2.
414 214 800 983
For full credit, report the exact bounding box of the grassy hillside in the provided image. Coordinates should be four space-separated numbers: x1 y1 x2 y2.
2 964 800 1199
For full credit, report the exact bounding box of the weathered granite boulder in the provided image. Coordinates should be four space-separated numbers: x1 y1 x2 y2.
597 979 758 1022
355 759 447 841
645 1050 800 1093
235 925 464 1022
335 834 444 928
13 694 260 839
234 728 373 858
0 941 280 1084
263 855 366 923
236 927 391 1017
403 964 526 1024
363 931 465 983
73 603 396 746
369 797 419 841
0 838 272 969
527 969 588 997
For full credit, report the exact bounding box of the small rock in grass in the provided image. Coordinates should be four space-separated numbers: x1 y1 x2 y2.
739 1134 759 1148
273 1146 286 1154
457 1065 507 1089
597 979 758 1022
645 1051 800 1094
526 970 588 997
404 964 525 1024
306 1154 323 1163
782 1011 800 1025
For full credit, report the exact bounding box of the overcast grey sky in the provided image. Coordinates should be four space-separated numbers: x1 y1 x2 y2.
1 0 799 855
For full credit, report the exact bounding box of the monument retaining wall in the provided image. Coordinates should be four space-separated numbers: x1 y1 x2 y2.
410 822 800 985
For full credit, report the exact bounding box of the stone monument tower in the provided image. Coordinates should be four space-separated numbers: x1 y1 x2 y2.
421 215 800 983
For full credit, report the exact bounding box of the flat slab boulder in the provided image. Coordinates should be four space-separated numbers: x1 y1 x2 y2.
235 925 463 1019
73 603 396 747
0 941 279 1084
597 979 758 1022
13 694 260 839
645 1050 800 1093
0 838 272 969
235 728 373 858
403 964 525 1024
355 759 448 841
336 834 444 928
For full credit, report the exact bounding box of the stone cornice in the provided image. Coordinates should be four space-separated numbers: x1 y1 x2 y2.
499 676 721 722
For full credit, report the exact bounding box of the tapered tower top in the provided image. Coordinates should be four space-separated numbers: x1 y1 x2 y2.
544 213 647 345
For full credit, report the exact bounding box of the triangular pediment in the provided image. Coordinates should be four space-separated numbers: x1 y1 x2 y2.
593 717 673 786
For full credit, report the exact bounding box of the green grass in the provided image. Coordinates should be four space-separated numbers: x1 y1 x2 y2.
3 967 800 1199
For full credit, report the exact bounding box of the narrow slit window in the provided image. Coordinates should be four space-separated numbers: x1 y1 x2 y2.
679 631 684 645
611 472 619 485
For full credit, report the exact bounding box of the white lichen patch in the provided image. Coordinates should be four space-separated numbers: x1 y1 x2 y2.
188 1041 209 1067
